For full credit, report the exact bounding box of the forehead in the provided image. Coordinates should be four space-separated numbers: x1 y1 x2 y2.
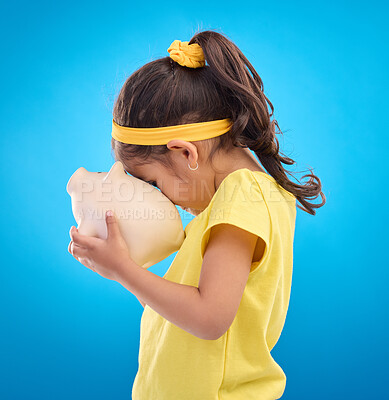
122 160 159 180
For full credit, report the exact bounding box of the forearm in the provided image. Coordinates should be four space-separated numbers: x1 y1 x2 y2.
134 294 146 308
116 259 212 340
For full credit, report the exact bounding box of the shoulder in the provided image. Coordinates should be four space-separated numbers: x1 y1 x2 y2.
211 168 267 209
219 168 259 188
220 168 296 204
199 168 272 263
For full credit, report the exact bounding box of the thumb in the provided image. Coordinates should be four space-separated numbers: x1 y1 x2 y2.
106 210 120 239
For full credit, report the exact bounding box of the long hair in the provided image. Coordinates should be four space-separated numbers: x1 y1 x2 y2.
112 29 326 215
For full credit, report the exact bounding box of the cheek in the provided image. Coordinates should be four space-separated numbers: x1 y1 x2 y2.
161 178 192 203
157 181 177 203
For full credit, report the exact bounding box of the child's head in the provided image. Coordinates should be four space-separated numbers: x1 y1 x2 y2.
111 29 326 215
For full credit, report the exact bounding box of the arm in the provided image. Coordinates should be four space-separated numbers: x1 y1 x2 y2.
116 223 262 340
197 223 264 339
69 214 212 338
116 260 207 339
134 294 146 308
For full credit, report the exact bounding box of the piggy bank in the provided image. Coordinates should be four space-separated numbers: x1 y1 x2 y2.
66 161 185 269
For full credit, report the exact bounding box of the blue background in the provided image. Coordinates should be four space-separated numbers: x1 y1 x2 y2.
1 0 387 398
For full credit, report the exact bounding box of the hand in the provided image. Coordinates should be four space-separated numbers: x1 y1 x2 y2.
68 210 132 281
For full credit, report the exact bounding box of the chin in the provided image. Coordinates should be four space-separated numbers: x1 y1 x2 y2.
180 206 201 216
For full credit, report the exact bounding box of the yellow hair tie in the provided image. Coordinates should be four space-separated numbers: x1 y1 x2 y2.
167 39 205 68
112 118 233 145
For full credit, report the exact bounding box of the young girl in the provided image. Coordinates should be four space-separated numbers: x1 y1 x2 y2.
69 29 325 399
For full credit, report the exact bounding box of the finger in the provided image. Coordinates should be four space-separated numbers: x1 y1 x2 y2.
106 210 121 240
70 227 93 249
68 241 81 263
78 257 95 271
69 226 79 242
69 242 87 268
68 240 78 257
71 242 89 259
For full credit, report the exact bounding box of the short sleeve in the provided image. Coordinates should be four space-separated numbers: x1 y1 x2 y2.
200 169 271 273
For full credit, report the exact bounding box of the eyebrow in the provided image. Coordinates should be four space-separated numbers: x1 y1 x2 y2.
126 170 143 180
132 173 153 186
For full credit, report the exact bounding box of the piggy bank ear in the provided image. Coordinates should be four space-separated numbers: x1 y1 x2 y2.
66 167 88 195
103 161 126 182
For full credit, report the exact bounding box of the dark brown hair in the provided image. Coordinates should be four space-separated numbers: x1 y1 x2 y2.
111 29 326 215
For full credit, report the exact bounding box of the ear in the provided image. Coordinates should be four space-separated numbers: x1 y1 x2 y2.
166 139 189 150
66 167 88 195
166 140 198 166
103 161 126 182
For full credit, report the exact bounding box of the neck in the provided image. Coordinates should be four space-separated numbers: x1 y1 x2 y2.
213 146 266 191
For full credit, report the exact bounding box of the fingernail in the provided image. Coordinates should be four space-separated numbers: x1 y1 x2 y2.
106 210 113 217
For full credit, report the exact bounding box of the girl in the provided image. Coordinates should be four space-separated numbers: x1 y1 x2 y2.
69 29 325 399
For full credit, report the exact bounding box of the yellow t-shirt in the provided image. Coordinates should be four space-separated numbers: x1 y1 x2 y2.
132 168 297 400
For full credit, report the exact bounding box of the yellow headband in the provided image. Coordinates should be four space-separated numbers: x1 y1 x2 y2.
111 118 233 145
111 39 222 145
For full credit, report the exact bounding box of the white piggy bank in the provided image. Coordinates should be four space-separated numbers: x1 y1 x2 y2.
66 161 185 269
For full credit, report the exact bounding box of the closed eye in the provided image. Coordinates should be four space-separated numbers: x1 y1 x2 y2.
124 170 158 189
147 180 158 188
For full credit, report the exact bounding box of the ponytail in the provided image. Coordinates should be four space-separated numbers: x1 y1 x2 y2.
190 30 325 215
112 29 325 215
